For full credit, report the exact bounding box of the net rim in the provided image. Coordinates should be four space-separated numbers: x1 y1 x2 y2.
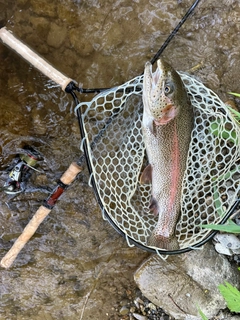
76 73 240 255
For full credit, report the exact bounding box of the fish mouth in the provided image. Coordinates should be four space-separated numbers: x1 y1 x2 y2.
154 104 177 125
144 60 163 102
151 60 163 87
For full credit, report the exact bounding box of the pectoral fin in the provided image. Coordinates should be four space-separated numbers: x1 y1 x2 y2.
140 164 152 184
149 197 158 215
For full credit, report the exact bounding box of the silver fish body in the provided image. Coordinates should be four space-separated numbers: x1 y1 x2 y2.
141 59 193 250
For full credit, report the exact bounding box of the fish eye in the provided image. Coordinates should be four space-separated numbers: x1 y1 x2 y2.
164 83 174 95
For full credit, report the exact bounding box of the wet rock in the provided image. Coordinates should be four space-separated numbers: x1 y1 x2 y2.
30 0 57 18
57 3 80 26
134 243 240 320
29 16 50 40
69 28 94 57
101 22 125 55
31 112 47 135
47 23 67 49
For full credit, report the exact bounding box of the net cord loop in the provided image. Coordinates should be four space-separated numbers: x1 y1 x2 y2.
156 252 169 260
80 137 86 152
125 235 135 248
101 208 108 221
88 173 93 187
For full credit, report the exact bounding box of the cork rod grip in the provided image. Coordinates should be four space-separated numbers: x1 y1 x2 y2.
0 27 72 91
60 162 82 185
0 206 51 269
0 162 82 268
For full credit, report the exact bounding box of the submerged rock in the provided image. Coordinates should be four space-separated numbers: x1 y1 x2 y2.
47 23 67 49
134 243 240 320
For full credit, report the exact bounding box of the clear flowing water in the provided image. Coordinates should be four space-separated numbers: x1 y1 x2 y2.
0 0 239 319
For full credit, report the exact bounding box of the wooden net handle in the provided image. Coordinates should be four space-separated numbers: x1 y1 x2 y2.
0 27 72 91
0 162 82 269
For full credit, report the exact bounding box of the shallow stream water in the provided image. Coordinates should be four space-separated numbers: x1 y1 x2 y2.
0 0 240 319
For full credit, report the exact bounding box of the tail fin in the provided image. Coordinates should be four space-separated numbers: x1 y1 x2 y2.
147 232 179 250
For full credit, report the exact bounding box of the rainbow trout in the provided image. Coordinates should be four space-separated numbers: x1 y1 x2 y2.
141 59 193 250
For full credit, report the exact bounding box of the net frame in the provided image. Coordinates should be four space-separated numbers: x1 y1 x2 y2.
75 72 240 255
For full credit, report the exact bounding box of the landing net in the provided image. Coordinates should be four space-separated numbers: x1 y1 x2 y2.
76 73 240 253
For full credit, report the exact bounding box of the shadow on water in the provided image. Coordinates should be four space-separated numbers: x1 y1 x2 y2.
0 0 240 319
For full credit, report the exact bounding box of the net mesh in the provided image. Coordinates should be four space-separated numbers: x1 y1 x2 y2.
76 72 240 252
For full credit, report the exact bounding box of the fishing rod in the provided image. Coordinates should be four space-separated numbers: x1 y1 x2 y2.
150 0 201 65
0 0 202 268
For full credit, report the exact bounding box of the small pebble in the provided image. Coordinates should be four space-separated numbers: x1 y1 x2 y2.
130 306 136 313
135 297 144 304
119 306 130 315
132 313 148 320
120 299 129 306
147 302 157 310
160 316 169 320
140 304 146 315
134 299 140 309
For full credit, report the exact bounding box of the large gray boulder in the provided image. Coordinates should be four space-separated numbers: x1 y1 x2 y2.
134 243 240 319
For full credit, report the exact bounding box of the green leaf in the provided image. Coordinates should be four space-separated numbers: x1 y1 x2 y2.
226 104 240 123
228 92 240 98
212 166 240 182
201 220 240 234
218 281 240 312
210 120 237 144
197 306 209 320
213 184 224 217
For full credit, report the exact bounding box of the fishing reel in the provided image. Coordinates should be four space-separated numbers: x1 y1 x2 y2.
1 146 43 195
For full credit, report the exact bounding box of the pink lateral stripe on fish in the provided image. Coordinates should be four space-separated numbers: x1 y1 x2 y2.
141 59 193 250
168 121 180 214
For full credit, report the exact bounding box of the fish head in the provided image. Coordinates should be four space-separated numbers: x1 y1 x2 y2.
143 58 188 126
